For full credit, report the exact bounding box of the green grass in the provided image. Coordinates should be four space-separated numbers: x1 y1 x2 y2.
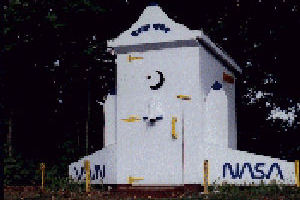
4 177 300 200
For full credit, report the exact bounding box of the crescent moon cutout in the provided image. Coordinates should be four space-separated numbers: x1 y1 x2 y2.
150 71 165 90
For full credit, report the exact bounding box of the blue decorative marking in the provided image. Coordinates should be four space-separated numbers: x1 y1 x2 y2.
131 24 171 36
238 163 253 179
142 24 150 31
95 165 100 180
253 163 265 179
78 167 85 180
74 166 78 176
149 2 158 6
223 163 239 179
153 23 160 30
222 162 283 180
165 27 170 33
131 31 138 36
266 163 283 179
74 164 106 181
156 116 163 120
234 163 241 179
212 81 222 90
103 165 105 178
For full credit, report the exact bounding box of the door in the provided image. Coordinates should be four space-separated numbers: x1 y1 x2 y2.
116 49 185 185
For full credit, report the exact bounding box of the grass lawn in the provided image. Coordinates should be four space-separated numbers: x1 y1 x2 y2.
4 182 300 200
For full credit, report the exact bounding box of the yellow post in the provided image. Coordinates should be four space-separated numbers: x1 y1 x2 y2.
203 160 209 194
295 160 300 187
171 116 178 139
40 163 45 191
84 160 91 193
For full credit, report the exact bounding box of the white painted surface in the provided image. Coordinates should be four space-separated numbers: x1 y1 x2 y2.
104 95 116 147
199 45 237 150
205 89 228 148
107 5 199 47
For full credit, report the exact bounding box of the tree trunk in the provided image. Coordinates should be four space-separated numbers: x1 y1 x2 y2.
0 125 4 200
86 73 91 156
85 119 89 155
7 115 12 157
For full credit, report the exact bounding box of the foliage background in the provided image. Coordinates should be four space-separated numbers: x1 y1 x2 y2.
1 0 300 185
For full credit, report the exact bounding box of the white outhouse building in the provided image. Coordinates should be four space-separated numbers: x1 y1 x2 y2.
69 4 297 186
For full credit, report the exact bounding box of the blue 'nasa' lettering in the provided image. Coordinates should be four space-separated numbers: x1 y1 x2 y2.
223 162 283 179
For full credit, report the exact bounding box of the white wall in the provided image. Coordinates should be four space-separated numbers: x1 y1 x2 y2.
103 144 117 184
205 88 228 148
104 94 116 147
184 44 237 184
199 45 237 150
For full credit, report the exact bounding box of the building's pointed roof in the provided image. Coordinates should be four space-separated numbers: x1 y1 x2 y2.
107 4 200 47
107 4 242 73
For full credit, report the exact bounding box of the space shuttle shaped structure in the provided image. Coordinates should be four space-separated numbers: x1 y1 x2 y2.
69 4 298 186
